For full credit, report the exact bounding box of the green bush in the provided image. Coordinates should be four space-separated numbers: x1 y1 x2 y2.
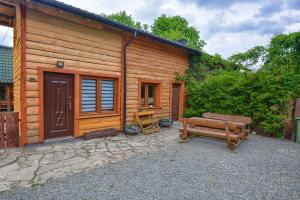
185 70 251 117
184 32 300 138
184 68 299 137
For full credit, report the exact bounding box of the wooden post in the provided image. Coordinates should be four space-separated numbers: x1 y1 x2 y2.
225 121 234 150
0 113 4 148
6 85 11 112
180 118 188 140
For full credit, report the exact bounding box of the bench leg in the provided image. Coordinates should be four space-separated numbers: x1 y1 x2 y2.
228 142 236 151
180 118 189 140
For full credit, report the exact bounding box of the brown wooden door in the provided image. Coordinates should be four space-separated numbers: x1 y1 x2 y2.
44 73 74 139
172 84 180 121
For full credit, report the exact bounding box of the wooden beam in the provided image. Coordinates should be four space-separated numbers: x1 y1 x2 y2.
0 4 15 17
20 4 27 145
0 20 11 27
0 15 13 27
179 128 240 142
0 1 19 7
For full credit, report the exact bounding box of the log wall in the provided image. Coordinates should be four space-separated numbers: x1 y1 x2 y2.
25 8 122 143
17 4 189 144
126 36 189 122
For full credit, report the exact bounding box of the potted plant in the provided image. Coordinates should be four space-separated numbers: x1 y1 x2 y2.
159 118 173 128
124 124 140 135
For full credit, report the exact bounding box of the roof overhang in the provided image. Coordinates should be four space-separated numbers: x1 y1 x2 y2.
0 1 15 27
31 0 200 55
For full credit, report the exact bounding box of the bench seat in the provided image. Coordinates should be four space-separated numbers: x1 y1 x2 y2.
179 117 245 150
180 126 239 142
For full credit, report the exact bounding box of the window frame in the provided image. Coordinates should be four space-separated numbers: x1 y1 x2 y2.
80 75 118 116
138 79 162 109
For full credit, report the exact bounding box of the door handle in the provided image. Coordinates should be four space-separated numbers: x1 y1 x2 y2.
68 101 72 111
68 96 72 111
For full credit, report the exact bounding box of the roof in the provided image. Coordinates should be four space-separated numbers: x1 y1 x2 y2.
32 0 200 55
0 45 13 84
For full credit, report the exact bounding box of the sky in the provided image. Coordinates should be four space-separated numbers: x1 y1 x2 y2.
0 0 299 58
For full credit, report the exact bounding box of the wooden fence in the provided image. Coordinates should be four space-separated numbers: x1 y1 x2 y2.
0 112 19 148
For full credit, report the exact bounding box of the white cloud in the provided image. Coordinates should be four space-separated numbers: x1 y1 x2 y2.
0 0 299 58
204 32 271 58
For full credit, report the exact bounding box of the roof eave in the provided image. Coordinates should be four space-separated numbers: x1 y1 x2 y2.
32 0 200 55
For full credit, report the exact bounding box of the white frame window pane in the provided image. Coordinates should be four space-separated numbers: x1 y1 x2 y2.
81 79 97 112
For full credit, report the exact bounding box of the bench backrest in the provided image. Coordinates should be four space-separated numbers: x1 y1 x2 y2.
188 117 242 132
136 110 155 117
203 112 252 125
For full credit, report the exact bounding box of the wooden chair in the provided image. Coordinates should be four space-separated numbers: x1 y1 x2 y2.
179 117 245 150
135 111 160 135
203 112 252 138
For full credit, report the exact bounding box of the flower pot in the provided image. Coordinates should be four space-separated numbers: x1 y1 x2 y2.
159 120 173 128
125 127 140 135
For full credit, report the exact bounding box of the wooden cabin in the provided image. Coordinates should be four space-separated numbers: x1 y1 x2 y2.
0 45 14 112
0 0 199 145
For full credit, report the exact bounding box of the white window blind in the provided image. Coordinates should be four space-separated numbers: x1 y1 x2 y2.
81 79 97 112
101 80 114 111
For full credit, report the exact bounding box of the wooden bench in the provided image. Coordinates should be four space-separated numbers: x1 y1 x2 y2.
203 112 252 138
135 111 160 135
179 117 245 150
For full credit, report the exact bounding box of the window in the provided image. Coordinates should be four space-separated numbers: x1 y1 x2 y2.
81 77 116 114
101 80 114 111
139 81 161 108
0 85 6 100
81 79 97 112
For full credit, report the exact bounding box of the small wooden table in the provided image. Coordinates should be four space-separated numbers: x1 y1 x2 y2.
135 111 160 134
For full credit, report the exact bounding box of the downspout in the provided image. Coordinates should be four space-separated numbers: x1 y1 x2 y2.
123 31 137 131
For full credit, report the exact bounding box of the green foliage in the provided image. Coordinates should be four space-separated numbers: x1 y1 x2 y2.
185 32 300 138
264 32 300 71
228 46 266 69
185 70 251 117
189 52 242 80
249 67 300 136
152 15 205 50
104 12 204 50
105 11 149 31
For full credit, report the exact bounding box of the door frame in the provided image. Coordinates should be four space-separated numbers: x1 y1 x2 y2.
169 80 184 121
44 72 75 139
38 67 80 143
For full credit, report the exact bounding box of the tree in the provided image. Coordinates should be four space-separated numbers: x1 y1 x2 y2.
105 11 149 32
187 53 241 80
151 15 205 50
228 46 266 69
264 32 300 71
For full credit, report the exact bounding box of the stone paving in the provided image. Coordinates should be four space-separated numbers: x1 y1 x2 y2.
0 123 181 192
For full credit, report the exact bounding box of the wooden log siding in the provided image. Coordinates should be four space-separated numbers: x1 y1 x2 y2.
24 8 123 143
13 5 21 119
14 5 190 144
126 35 189 123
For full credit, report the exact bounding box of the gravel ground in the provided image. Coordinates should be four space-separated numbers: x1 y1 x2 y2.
1 135 300 200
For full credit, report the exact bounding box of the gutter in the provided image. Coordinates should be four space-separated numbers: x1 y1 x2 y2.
123 31 137 130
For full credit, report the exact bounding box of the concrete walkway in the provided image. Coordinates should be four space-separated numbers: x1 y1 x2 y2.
0 124 180 192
